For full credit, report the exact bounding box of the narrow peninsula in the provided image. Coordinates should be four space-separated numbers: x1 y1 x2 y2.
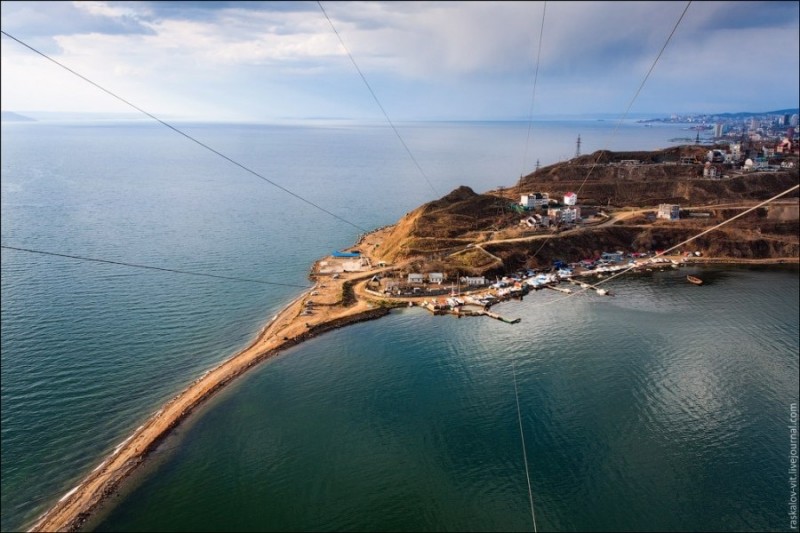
29 144 799 531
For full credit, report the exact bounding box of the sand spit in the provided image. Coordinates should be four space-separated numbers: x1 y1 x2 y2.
28 233 395 532
25 209 798 531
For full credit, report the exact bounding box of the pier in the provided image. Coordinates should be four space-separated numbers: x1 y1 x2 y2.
546 285 572 294
568 279 612 296
420 301 520 324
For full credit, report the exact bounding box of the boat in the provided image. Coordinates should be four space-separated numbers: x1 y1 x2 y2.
687 275 704 285
596 288 608 296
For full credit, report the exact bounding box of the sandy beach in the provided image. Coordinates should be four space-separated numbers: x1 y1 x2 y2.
28 230 397 532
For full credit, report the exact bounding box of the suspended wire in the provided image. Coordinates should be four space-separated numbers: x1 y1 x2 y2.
520 1 547 181
591 184 800 288
0 30 369 234
572 0 692 199
317 1 439 198
0 245 314 288
512 360 538 532
528 0 692 259
533 183 800 307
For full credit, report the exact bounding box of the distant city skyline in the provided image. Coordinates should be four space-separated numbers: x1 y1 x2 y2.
2 1 798 122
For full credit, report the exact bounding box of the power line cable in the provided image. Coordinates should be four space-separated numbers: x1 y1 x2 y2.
528 0 691 260
512 360 538 532
0 30 369 234
572 0 692 200
590 184 800 289
317 1 439 198
0 245 314 288
533 183 800 307
520 1 547 181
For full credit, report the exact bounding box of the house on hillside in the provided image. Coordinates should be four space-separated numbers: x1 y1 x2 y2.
428 273 445 284
657 204 680 220
520 192 549 210
407 273 424 284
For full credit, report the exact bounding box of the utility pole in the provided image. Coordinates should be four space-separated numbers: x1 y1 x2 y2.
575 134 582 158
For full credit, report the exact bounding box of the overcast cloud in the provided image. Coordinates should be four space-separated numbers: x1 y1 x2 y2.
1 1 797 120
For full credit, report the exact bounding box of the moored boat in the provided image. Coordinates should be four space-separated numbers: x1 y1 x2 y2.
687 275 704 285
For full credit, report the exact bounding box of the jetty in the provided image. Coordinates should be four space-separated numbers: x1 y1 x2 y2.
420 301 520 324
568 278 612 296
546 285 572 294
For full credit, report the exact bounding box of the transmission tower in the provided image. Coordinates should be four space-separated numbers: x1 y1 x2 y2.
575 134 581 158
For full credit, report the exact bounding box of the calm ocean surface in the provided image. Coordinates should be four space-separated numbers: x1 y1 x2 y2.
1 120 798 532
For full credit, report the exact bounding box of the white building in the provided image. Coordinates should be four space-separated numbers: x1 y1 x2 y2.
548 206 581 224
563 192 577 206
657 204 680 220
460 276 487 286
407 273 424 284
520 192 549 210
561 206 581 223
428 272 445 284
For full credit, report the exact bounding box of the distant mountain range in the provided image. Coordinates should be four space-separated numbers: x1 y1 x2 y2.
707 108 799 118
1 111 35 122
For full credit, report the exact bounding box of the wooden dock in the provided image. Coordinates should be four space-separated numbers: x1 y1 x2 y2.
421 302 520 324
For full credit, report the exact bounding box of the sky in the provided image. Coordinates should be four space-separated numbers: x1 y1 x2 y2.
1 1 798 121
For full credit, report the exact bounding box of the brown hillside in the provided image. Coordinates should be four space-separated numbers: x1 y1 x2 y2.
514 147 798 207
377 186 514 262
374 147 798 277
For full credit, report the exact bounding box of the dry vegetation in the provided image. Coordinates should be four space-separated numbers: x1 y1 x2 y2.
372 146 799 277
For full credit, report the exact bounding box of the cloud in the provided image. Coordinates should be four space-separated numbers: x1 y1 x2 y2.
1 1 797 120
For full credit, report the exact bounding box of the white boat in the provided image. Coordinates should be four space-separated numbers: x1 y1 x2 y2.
596 288 608 296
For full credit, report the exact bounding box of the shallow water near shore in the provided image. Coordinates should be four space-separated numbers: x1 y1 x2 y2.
91 266 798 532
2 120 798 532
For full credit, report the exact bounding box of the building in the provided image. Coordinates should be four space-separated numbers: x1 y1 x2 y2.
776 137 793 154
428 272 445 284
561 206 581 223
703 163 717 178
460 276 487 287
657 204 680 220
520 192 549 210
713 123 724 138
549 206 580 224
407 273 424 284
563 192 577 205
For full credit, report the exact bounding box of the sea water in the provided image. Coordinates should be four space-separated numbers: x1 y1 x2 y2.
1 120 797 532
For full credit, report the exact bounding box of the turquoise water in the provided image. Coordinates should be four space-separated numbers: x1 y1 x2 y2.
2 120 797 532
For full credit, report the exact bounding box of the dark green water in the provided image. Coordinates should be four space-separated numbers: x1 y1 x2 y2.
91 267 799 532
3 121 797 532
